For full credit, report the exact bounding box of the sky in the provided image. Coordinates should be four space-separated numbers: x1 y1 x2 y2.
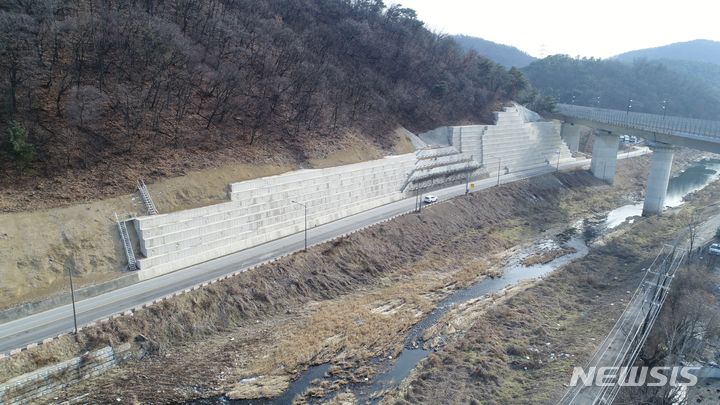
394 0 720 58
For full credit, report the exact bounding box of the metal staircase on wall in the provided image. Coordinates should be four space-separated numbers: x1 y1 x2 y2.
137 179 159 215
115 213 137 271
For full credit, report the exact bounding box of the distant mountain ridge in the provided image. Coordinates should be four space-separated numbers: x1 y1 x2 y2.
614 39 720 66
453 35 537 68
523 55 720 120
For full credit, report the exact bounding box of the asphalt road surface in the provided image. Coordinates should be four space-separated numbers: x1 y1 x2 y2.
0 149 649 355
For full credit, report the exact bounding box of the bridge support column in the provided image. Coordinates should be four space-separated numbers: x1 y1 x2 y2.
590 130 618 183
561 123 581 153
642 144 675 216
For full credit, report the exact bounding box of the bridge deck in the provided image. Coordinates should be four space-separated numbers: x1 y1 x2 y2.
557 104 720 140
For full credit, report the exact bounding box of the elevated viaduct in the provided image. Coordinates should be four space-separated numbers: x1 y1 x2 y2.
555 104 720 215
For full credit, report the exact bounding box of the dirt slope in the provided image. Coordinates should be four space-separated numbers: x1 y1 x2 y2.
0 133 408 310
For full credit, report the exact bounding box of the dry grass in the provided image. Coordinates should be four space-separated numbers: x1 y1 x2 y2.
1 153 690 404
386 175 720 405
521 247 577 266
0 130 411 310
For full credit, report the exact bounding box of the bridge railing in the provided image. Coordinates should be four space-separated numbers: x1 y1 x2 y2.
556 104 720 139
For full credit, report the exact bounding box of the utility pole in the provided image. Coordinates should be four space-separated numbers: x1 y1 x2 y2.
291 201 307 251
496 156 502 186
68 264 78 335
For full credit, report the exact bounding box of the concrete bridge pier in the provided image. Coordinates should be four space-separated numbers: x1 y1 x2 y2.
590 130 619 183
561 123 581 153
642 143 675 216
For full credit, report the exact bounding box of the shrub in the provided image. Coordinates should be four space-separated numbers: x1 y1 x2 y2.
5 121 35 168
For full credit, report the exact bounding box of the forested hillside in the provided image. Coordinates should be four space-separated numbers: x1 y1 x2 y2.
523 55 720 120
453 35 537 68
614 39 720 66
654 59 720 95
0 0 527 206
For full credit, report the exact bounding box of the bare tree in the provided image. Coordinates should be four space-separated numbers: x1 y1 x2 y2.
66 85 108 129
687 210 701 258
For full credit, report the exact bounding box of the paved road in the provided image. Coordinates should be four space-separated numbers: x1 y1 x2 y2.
0 149 649 355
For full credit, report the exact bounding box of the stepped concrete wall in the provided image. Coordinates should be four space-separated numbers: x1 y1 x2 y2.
133 154 416 279
129 104 572 280
448 104 574 176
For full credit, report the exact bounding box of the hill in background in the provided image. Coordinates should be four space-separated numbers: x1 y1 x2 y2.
523 55 720 120
614 39 720 66
613 39 720 111
453 35 537 68
653 58 720 95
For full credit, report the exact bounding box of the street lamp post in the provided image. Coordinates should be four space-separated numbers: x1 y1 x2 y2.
51 257 78 334
662 99 669 119
494 155 502 186
465 158 473 195
555 149 561 172
465 170 470 195
626 98 633 115
291 200 307 251
68 264 78 334
417 188 424 213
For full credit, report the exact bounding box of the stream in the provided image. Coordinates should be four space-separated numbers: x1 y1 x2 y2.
195 158 720 405
196 228 590 405
606 158 720 229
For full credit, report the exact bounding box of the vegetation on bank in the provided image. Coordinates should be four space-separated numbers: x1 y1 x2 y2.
1 158 653 403
389 171 720 404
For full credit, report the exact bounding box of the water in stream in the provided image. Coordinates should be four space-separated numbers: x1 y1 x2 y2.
198 230 590 404
606 158 720 229
193 158 720 405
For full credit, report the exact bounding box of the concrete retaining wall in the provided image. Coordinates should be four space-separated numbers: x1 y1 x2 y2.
0 344 132 405
133 154 417 278
129 104 572 280
451 104 574 176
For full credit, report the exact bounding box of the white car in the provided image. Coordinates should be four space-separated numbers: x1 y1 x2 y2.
709 243 720 256
423 195 438 204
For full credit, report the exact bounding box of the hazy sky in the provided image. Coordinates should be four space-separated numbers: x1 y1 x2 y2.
395 0 720 58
